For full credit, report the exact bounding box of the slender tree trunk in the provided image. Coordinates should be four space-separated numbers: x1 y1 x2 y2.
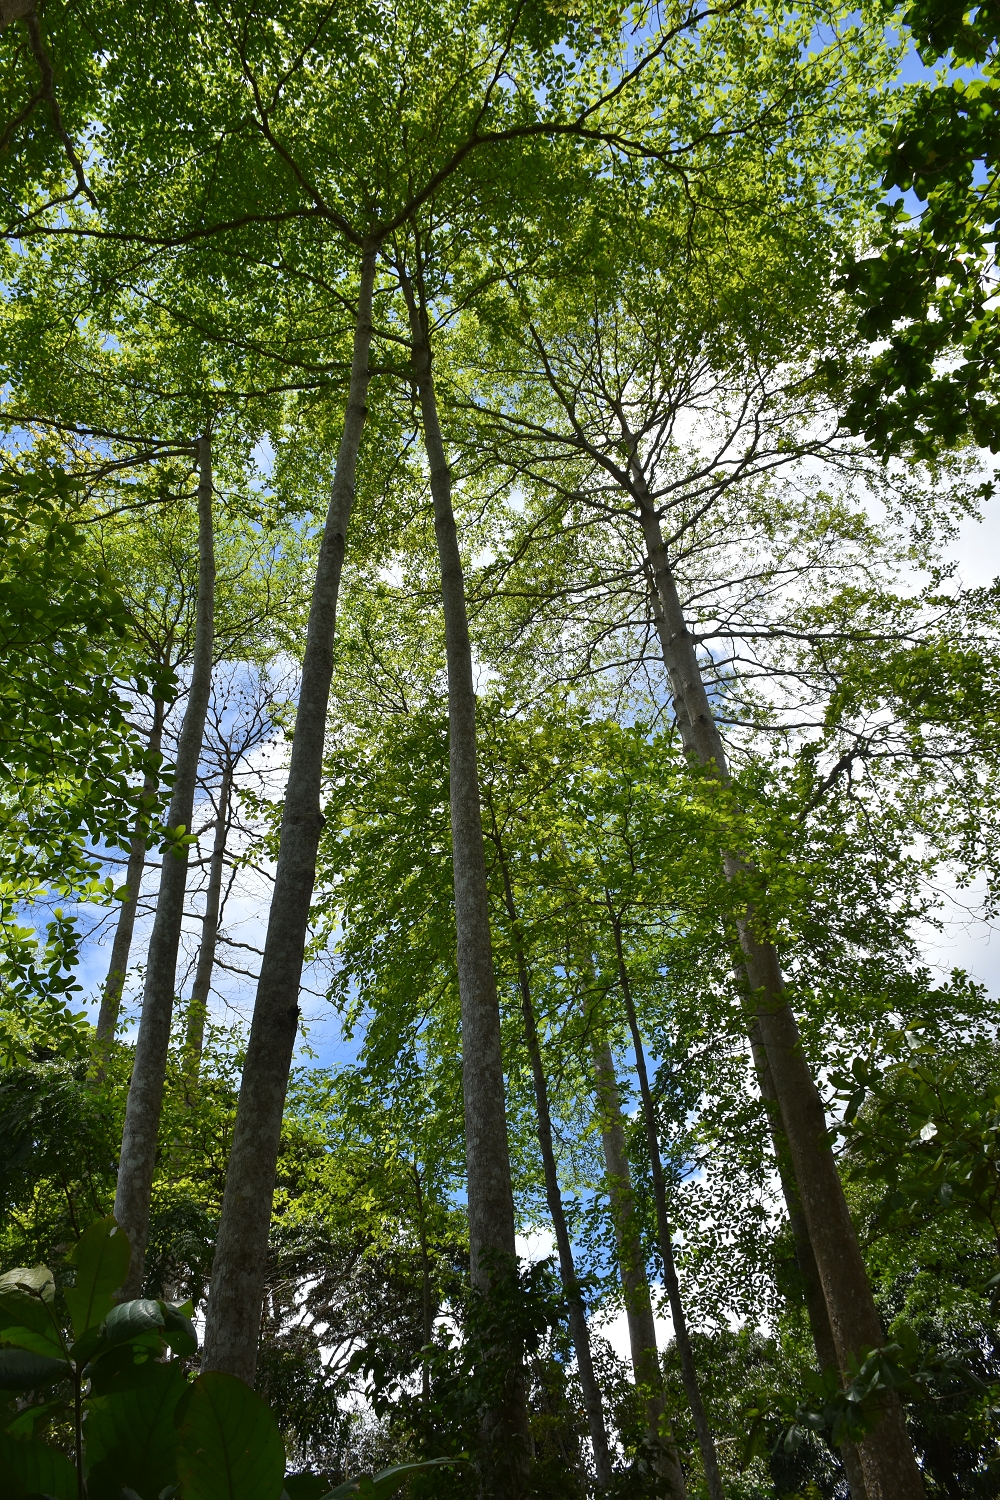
93 697 165 1078
590 1032 688 1500
201 248 377 1384
637 501 923 1500
609 912 725 1500
114 437 215 1298
494 842 613 1487
746 1019 869 1500
412 1165 434 1406
183 755 233 1081
403 275 530 1498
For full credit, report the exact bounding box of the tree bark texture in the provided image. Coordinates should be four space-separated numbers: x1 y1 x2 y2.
114 439 215 1298
747 1020 869 1500
590 1034 688 1500
610 915 725 1500
201 249 377 1385
183 755 233 1076
0 1 36 32
405 280 530 1498
495 846 613 1487
638 499 923 1500
93 698 165 1076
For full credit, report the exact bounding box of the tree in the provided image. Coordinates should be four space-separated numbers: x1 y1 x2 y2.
485 810 614 1488
114 435 215 1297
454 134 939 1495
841 0 1000 457
0 464 157 1070
0 0 101 228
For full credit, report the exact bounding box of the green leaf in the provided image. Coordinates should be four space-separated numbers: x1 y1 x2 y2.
70 1324 108 1365
320 1460 464 1499
76 1300 167 1374
0 1267 56 1337
0 1324 66 1361
101 1299 166 1347
64 1217 130 1338
174 1372 285 1500
159 1304 197 1358
283 1477 334 1500
0 1350 71 1391
86 1343 174 1397
0 1428 77 1500
84 1360 187 1500
5 1396 68 1440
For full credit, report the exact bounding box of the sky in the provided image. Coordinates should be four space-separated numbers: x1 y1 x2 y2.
912 498 1000 994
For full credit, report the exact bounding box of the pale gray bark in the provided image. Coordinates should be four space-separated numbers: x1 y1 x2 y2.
493 840 613 1488
591 1034 688 1500
93 698 165 1078
115 437 215 1298
610 913 725 1500
637 496 923 1500
201 249 377 1385
183 756 233 1076
403 274 530 1497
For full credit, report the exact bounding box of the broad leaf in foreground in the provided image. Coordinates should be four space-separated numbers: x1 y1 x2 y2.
64 1215 130 1338
0 1428 77 1500
175 1372 285 1500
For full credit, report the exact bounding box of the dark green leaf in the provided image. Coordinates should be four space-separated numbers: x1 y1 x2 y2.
283 1476 334 1500
101 1300 165 1348
321 1459 464 1499
158 1304 197 1359
86 1343 174 1397
174 1372 284 1500
0 1351 70 1391
0 1429 77 1500
84 1360 187 1500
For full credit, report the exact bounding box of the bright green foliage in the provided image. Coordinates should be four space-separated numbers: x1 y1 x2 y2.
0 465 160 1065
63 1215 130 1339
0 467 137 786
841 1 1000 454
0 465 152 877
4 0 1000 1492
840 1036 1000 1258
0 0 105 229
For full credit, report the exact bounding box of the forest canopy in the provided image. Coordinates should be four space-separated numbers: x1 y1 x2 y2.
1 3 999 1499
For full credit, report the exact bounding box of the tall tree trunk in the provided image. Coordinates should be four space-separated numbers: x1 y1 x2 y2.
493 839 613 1488
412 1164 434 1407
93 697 165 1079
114 437 215 1298
746 1017 868 1500
637 500 923 1500
201 248 377 1385
609 911 725 1500
183 755 233 1082
590 1032 688 1500
403 274 530 1498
